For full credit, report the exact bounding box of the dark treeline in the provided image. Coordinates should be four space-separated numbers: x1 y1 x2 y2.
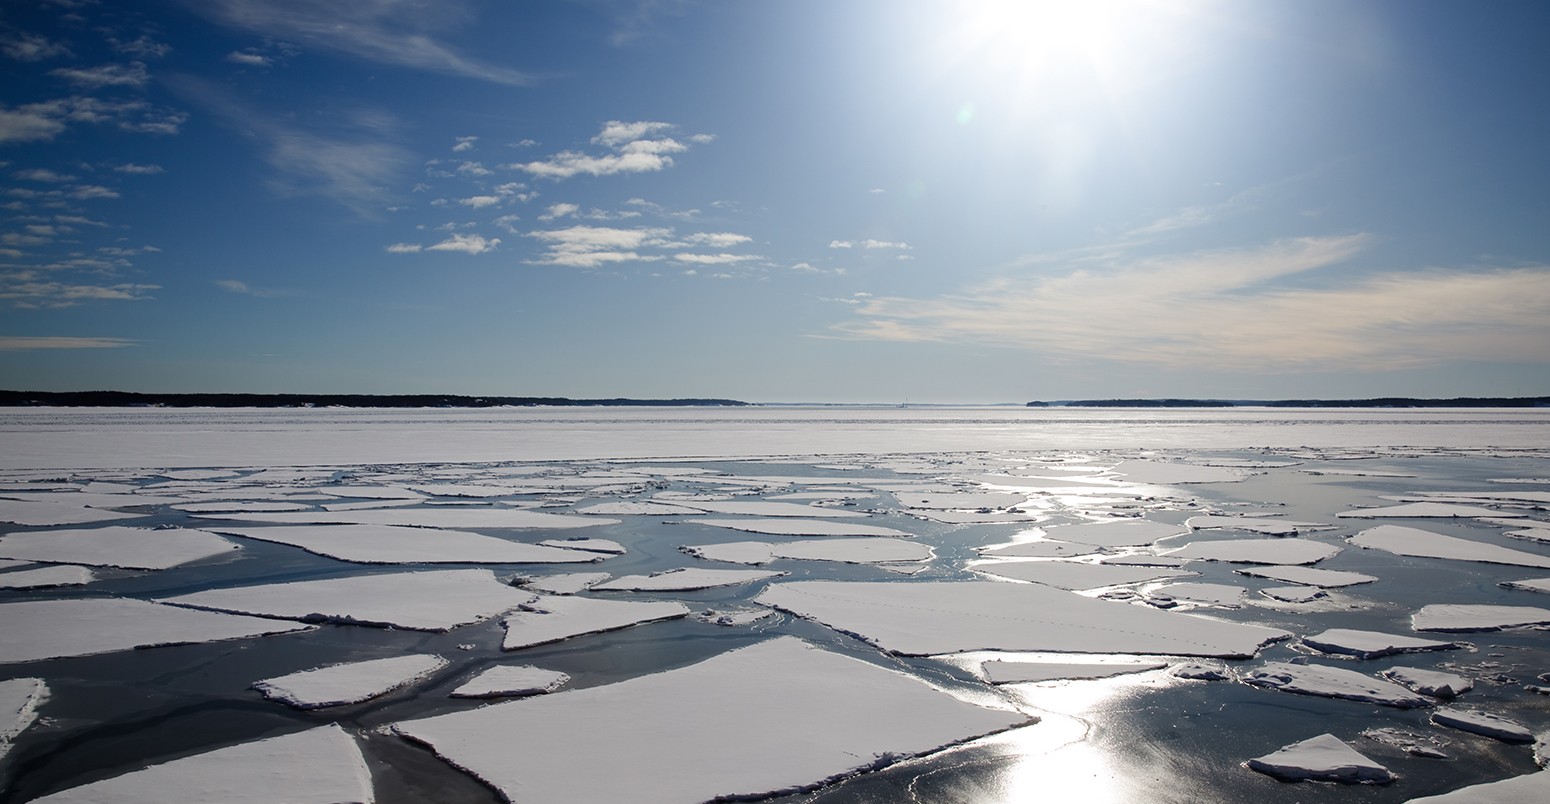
1034 397 1550 408
0 391 749 408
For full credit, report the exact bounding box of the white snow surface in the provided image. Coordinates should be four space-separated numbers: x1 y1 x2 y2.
1108 460 1246 485
685 518 912 537
159 569 535 632
664 500 868 518
393 637 1030 804
1406 770 1550 803
1243 662 1431 708
518 572 610 594
1412 603 1550 632
1149 582 1245 606
1 677 47 758
978 541 1099 558
893 491 1028 510
591 567 783 591
1165 538 1339 566
1349 525 1550 569
1337 502 1515 519
1186 516 1325 536
974 561 1194 590
0 526 237 570
1040 519 1190 547
1383 667 1472 697
1234 565 1378 587
29 724 373 804
687 539 934 566
0 598 313 664
191 507 613 530
573 501 700 516
982 659 1166 684
537 537 625 554
1431 708 1535 742
450 665 569 698
1245 733 1395 784
253 654 447 709
502 594 689 650
0 564 96 588
1301 628 1459 659
1503 577 1550 594
209 524 599 564
756 581 1288 657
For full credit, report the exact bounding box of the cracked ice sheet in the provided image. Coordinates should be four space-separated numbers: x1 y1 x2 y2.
29 724 372 804
0 526 239 570
394 637 1029 804
189 507 615 530
159 569 535 632
756 581 1288 657
681 517 911 537
254 654 447 709
1349 525 1550 569
592 568 783 591
687 538 934 566
973 561 1194 590
1243 662 1430 707
1165 538 1340 566
205 525 598 564
0 598 314 665
502 594 689 650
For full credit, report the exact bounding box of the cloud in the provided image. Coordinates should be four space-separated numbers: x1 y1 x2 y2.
459 195 501 208
110 35 172 59
672 253 759 265
427 233 499 254
513 120 709 180
385 242 422 253
861 239 910 249
837 234 1550 371
50 62 150 89
181 0 534 85
214 279 285 297
681 232 751 248
0 336 135 350
1 33 71 62
453 135 477 152
0 279 159 309
114 163 164 174
527 224 672 268
14 168 76 182
828 240 852 249
0 97 186 145
226 50 271 66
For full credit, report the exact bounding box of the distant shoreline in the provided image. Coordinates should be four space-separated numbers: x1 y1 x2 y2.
0 391 749 408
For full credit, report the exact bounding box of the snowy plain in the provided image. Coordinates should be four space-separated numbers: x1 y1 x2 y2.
0 406 1548 803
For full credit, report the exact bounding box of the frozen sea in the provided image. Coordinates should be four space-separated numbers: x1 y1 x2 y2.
1 406 1549 802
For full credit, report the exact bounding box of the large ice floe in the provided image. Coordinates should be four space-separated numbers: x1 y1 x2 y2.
1245 733 1395 784
0 564 96 589
204 524 599 564
158 569 535 631
1407 769 1550 802
1349 525 1550 569
393 637 1029 803
1429 708 1535 742
253 654 448 709
28 724 373 803
1411 603 1550 632
1242 662 1432 707
0 598 313 664
501 594 689 650
973 560 1194 590
680 517 912 537
1165 538 1340 565
1234 565 1378 587
756 581 1288 656
982 658 1166 684
0 526 238 570
1301 628 1460 659
0 499 145 527
1185 515 1327 536
1037 519 1190 547
191 506 613 530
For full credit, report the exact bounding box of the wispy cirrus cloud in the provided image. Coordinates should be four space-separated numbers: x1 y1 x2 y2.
215 279 288 298
0 336 136 350
180 0 534 85
836 234 1550 371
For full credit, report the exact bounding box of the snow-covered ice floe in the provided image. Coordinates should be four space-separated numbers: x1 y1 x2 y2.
393 637 1030 803
1383 666 1473 697
1301 628 1459 659
1503 577 1550 594
591 567 783 591
1242 662 1431 708
28 724 373 804
0 598 314 664
0 564 96 589
1234 565 1378 587
1406 769 1550 802
756 581 1288 657
517 571 610 595
978 540 1099 558
501 594 689 650
0 499 145 527
537 537 625 554
982 658 1166 684
1245 733 1395 784
1411 603 1550 632
0 526 238 570
1039 520 1190 547
1 677 47 759
1108 460 1247 485
1165 538 1339 566
207 524 600 564
1430 708 1535 742
253 654 448 709
191 507 614 530
1185 515 1327 536
682 518 911 537
1337 502 1518 519
1348 525 1550 569
686 538 933 566
159 569 535 632
450 665 569 698
974 561 1193 590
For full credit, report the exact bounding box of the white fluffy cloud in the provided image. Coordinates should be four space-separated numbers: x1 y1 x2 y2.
514 120 710 180
428 233 500 254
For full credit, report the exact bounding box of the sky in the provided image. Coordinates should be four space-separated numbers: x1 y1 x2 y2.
2 0 1548 403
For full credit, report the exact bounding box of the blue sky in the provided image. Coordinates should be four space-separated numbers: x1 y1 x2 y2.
2 0 1547 403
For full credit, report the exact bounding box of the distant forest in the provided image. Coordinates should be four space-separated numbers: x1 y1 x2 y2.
0 391 749 408
1030 397 1550 408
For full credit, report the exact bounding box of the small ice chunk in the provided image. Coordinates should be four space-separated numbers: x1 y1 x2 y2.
1338 502 1513 519
393 637 1029 804
983 659 1165 684
1171 662 1228 681
0 598 314 665
1349 525 1550 569
1245 733 1395 784
1261 586 1327 603
757 581 1289 657
502 595 689 650
975 561 1193 590
537 537 625 554
686 518 911 537
1186 516 1325 536
1 677 47 759
210 524 600 564
694 608 778 627
160 569 536 632
1412 604 1550 632
1383 667 1473 697
1165 538 1339 566
592 568 783 592
254 654 447 709
1361 726 1450 758
0 564 96 589
1042 520 1189 547
0 526 238 570
1235 565 1378 588
518 572 610 595
450 665 570 698
1405 770 1550 803
1430 708 1535 743
1243 662 1431 708
28 724 373 804
1302 629 1459 659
